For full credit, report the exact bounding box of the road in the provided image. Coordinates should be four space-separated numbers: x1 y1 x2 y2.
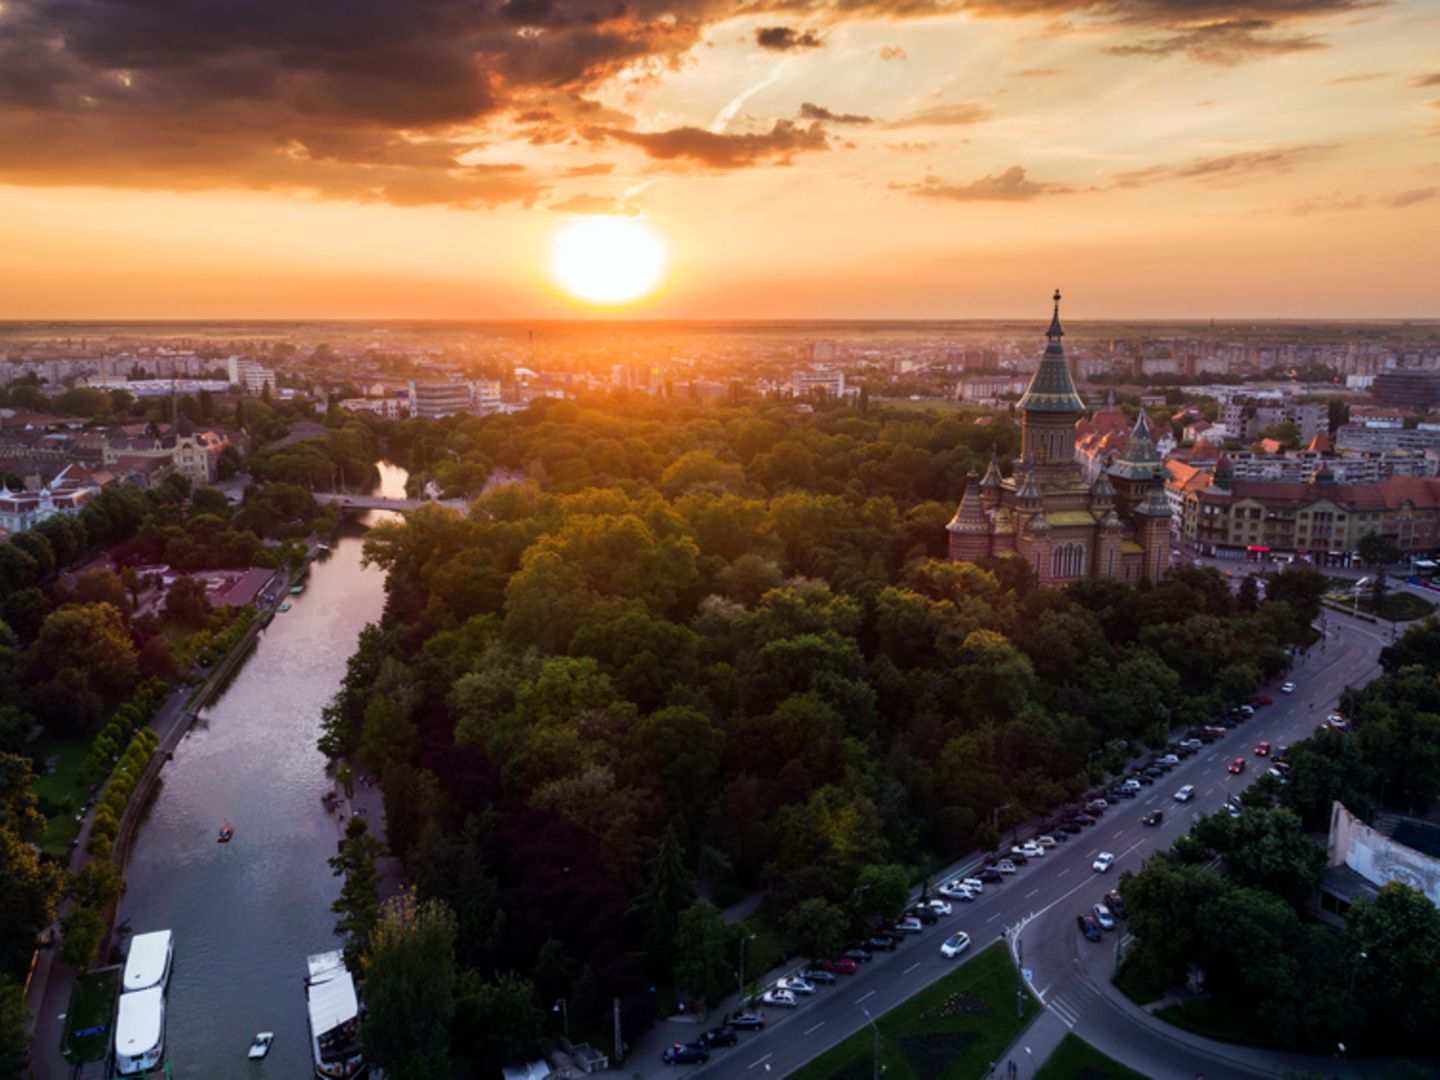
629 609 1390 1080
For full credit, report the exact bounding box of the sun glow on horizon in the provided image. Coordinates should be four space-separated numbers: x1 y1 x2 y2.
548 216 668 306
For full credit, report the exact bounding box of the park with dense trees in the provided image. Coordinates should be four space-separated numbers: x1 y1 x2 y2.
308 394 1351 1073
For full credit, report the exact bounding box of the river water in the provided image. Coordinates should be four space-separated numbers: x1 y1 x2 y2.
116 462 405 1078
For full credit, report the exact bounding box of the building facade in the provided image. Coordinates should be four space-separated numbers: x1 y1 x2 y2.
409 381 473 419
947 293 1171 587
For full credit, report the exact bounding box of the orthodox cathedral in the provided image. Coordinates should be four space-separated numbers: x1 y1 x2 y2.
947 292 1172 587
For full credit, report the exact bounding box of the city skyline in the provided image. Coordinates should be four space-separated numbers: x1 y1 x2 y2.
0 0 1438 319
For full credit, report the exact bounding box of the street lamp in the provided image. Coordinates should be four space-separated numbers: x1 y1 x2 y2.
1024 1046 1034 1077
553 998 568 1039
860 1006 881 1080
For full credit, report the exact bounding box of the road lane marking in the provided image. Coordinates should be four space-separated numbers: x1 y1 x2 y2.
1058 868 1069 877
803 1021 826 1036
986 913 1001 923
856 990 875 1004
748 1052 773 1069
1113 829 1125 838
903 961 920 974
1025 888 1040 899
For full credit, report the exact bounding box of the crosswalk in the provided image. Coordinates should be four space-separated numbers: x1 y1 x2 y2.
1043 978 1099 1029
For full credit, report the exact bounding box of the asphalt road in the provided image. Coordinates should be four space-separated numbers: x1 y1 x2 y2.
634 613 1388 1080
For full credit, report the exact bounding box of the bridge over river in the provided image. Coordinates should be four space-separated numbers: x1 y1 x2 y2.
311 491 469 512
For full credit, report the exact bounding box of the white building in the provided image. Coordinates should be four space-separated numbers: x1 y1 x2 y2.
791 367 846 398
409 381 472 419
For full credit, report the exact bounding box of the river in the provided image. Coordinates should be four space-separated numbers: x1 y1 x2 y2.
115 461 406 1078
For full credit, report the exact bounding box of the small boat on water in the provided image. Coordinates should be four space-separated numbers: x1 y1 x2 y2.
248 1032 274 1060
289 585 305 595
217 824 235 844
279 603 292 612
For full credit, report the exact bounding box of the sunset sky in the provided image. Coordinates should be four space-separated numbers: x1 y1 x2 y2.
0 0 1437 319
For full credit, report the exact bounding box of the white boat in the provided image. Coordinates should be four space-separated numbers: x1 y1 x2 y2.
248 1032 274 1060
122 930 173 995
305 951 365 1078
113 986 166 1076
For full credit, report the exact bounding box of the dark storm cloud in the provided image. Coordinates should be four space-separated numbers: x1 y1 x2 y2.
755 26 823 50
798 102 873 124
902 166 1072 202
591 120 828 167
0 0 1373 203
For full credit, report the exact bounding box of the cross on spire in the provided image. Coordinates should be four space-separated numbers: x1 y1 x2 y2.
1047 288 1064 341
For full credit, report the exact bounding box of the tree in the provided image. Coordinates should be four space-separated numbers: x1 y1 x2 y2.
783 898 849 963
1198 807 1324 909
361 894 458 1079
0 827 65 979
188 486 230 518
673 901 733 1003
25 603 138 715
0 976 29 1079
1357 530 1400 569
71 569 130 617
164 575 213 629
1237 574 1260 614
1262 566 1328 635
634 821 695 977
852 863 912 923
452 971 545 1079
328 816 385 964
1257 421 1300 449
60 906 105 969
1346 882 1440 1043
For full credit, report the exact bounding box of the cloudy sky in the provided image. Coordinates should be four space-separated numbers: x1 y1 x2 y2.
0 0 1436 319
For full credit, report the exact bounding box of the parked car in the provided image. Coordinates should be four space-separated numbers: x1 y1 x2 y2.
1058 820 1084 834
1254 741 1271 756
977 868 1004 884
1036 834 1058 848
1048 829 1069 843
939 880 973 900
1093 852 1116 872
1158 754 1181 766
1005 850 1029 866
1093 902 1116 930
1268 767 1289 784
1085 799 1109 813
1228 757 1246 774
961 878 984 893
1179 738 1203 751
1121 779 1142 792
1175 784 1196 802
1018 841 1045 858
939 931 971 959
896 917 924 935
821 956 859 975
926 898 954 916
1105 890 1126 918
1239 705 1255 717
1068 813 1098 825
779 976 816 995
1281 681 1296 693
908 905 939 924
1077 914 1102 942
762 989 798 1008
800 968 837 984
1141 809 1164 826
700 1028 739 1047
1250 695 1273 707
726 1012 766 1030
863 936 897 952
994 859 1018 874
843 948 872 965
663 1042 710 1064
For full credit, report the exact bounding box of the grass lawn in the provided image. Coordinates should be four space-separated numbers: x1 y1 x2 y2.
1153 997 1277 1048
29 735 95 859
1327 591 1434 622
62 967 120 1063
791 943 1038 1080
1111 962 1167 1007
1034 1034 1148 1080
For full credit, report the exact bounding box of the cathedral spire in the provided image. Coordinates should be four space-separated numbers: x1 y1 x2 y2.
1047 288 1064 341
1018 289 1084 415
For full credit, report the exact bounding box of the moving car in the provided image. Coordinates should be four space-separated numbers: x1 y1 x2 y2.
1093 852 1116 872
1281 681 1296 693
761 988 798 1008
1175 784 1196 802
1077 914 1102 942
663 1042 710 1065
1228 757 1246 774
939 931 971 959
1141 809 1164 826
778 976 816 995
1255 741 1271 756
700 1028 738 1048
1093 902 1116 930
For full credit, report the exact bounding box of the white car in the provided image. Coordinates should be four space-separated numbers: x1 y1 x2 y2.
1281 682 1296 693
961 878 984 893
762 989 798 1008
1121 779 1142 792
994 859 1018 874
939 931 971 959
951 886 977 902
1175 784 1196 802
1036 835 1058 848
778 976 816 996
1093 903 1116 930
1093 852 1116 873
1158 754 1180 766
896 917 923 934
939 880 972 900
925 899 953 917
1022 842 1045 858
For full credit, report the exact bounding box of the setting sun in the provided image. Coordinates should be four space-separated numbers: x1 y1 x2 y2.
548 216 667 306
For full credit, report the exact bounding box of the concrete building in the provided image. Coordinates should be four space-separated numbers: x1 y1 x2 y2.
1373 370 1440 409
409 381 472 419
1219 395 1328 444
1318 803 1440 925
0 463 98 533
791 367 846 398
948 292 1171 587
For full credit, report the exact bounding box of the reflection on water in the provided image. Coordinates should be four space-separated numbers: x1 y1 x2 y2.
116 463 403 1077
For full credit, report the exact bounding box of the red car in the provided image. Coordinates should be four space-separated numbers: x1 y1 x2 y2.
1254 741 1271 757
1250 695 1273 707
820 956 858 975
1228 757 1246 773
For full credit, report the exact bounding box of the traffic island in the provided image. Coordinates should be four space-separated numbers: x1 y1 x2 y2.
1032 1034 1147 1080
791 943 1039 1080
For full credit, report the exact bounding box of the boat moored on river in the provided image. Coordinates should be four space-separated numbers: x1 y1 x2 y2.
305 951 365 1078
113 986 166 1076
122 931 173 995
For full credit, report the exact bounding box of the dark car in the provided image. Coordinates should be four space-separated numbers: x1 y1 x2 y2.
908 905 939 924
663 1042 710 1064
1143 766 1165 779
726 1013 766 1030
1048 829 1070 842
864 936 897 952
1105 890 1127 918
1058 820 1084 833
1006 851 1029 865
1133 772 1156 786
977 868 1004 883
1250 695 1274 707
700 1028 738 1048
1070 812 1099 825
843 948 872 964
1085 799 1109 814
1077 914 1103 942
1141 809 1164 826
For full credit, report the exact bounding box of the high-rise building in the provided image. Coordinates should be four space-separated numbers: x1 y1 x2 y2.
409 381 472 419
